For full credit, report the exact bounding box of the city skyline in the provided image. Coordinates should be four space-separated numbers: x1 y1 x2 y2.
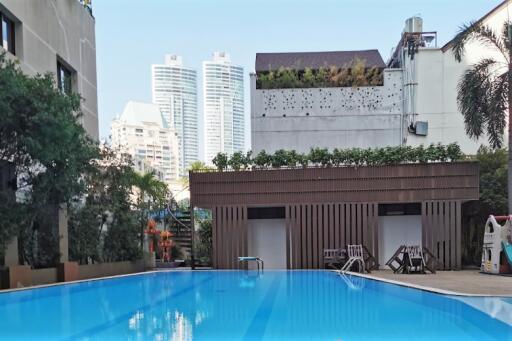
203 52 245 165
152 55 199 174
94 0 497 159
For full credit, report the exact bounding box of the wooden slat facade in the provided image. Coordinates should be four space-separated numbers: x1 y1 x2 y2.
194 163 479 270
283 203 379 268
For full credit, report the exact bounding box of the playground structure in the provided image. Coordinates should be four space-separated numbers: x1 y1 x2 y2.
481 215 512 274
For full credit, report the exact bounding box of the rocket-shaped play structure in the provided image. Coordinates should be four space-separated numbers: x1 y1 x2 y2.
481 215 512 274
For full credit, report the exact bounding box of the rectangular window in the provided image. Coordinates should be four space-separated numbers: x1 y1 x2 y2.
248 207 285 220
57 61 73 94
135 128 143 133
378 203 421 216
0 12 15 55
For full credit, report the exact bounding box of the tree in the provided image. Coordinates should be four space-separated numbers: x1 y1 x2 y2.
463 146 508 265
195 219 212 265
0 52 98 265
179 161 215 188
452 20 511 212
253 150 272 169
131 171 169 250
212 152 228 171
68 148 138 264
271 149 289 168
188 161 215 173
308 147 330 166
228 151 246 171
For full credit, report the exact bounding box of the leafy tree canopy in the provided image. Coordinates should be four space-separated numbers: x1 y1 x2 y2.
0 52 98 262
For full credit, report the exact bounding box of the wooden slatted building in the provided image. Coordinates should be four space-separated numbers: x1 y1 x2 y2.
190 162 479 270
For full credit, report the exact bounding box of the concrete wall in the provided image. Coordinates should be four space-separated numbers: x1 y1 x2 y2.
250 69 403 154
0 260 148 290
77 260 146 280
247 219 287 269
32 267 58 286
378 215 422 269
0 0 98 138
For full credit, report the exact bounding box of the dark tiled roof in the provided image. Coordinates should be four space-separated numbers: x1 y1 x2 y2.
255 50 385 72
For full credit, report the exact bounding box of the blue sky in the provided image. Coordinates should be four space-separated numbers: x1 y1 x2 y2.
94 0 501 156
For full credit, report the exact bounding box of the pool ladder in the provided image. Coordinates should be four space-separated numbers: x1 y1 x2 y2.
339 245 366 274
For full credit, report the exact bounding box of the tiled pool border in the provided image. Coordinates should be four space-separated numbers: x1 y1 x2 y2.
1 269 511 298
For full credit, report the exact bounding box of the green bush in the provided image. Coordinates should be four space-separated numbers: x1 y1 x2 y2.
253 150 272 169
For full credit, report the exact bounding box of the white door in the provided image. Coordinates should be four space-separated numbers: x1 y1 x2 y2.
247 219 287 269
378 215 422 269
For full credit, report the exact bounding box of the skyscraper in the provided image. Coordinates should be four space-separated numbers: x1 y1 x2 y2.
152 55 198 176
203 52 245 165
111 101 180 184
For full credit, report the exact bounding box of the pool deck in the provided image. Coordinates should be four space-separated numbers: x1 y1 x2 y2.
355 269 512 297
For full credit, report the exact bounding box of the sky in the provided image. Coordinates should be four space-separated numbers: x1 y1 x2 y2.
94 0 502 158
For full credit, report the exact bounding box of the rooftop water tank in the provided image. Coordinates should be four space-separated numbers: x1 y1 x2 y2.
404 16 423 33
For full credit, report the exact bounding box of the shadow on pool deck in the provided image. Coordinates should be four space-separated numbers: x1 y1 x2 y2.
361 269 512 296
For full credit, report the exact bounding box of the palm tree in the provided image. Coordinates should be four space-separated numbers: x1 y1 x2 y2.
131 171 169 248
452 20 512 212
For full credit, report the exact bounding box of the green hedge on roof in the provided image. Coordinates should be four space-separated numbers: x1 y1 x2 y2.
210 143 464 171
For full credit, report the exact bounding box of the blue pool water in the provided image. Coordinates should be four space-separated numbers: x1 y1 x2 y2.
0 270 511 340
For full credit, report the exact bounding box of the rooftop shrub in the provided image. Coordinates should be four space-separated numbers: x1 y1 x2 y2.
256 58 384 89
209 143 464 172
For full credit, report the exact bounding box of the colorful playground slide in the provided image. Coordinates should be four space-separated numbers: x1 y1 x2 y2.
481 215 512 274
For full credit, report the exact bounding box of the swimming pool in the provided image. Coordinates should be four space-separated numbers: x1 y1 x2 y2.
0 270 510 340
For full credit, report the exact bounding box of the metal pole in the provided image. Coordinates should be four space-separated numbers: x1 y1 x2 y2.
190 205 195 270
508 18 512 214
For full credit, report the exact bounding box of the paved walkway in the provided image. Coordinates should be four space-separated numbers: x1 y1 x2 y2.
364 269 512 296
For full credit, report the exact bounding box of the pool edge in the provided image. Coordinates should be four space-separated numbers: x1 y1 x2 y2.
342 271 512 298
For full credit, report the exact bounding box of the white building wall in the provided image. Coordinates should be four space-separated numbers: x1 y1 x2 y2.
152 55 199 176
251 69 403 154
0 0 98 138
378 215 422 269
203 52 245 165
111 102 180 184
404 4 511 154
247 219 287 269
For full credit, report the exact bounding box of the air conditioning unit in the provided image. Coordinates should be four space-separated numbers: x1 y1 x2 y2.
408 121 428 136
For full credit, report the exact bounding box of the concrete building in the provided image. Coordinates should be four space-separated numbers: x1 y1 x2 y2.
251 50 401 154
203 52 245 164
250 1 512 155
152 55 199 175
111 101 180 184
388 2 511 154
0 0 98 138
